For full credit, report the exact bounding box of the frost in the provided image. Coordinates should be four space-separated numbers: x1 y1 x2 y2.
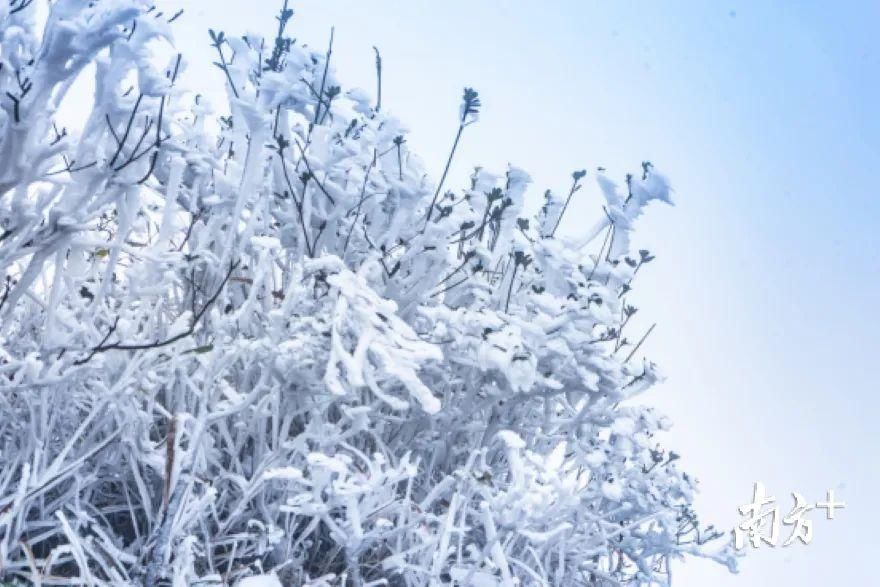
237 573 283 587
0 2 734 585
496 430 526 450
602 479 625 502
263 467 304 481
612 417 637 436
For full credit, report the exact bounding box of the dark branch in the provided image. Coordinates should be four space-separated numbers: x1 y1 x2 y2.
73 261 240 365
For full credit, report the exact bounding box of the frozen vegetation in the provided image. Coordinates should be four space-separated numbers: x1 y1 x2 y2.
0 1 735 584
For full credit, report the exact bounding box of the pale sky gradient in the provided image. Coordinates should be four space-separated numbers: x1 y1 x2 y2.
161 1 878 584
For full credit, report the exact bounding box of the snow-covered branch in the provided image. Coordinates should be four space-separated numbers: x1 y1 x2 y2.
0 2 736 585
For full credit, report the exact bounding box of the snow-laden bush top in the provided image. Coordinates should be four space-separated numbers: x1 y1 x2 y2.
0 1 736 585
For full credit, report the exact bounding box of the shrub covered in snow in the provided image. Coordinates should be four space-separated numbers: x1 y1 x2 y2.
0 1 735 585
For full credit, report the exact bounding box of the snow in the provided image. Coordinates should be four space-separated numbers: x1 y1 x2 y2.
263 467 304 481
602 479 625 502
496 430 526 450
237 573 283 587
0 1 735 584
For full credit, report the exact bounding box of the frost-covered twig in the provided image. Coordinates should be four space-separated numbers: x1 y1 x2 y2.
0 2 735 585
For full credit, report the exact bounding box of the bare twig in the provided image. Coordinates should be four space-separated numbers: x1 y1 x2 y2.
624 323 656 363
312 27 334 124
73 261 239 364
373 46 382 112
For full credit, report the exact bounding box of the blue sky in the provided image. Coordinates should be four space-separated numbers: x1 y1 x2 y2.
171 1 879 584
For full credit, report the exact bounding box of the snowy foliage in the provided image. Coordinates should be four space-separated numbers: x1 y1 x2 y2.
0 2 736 585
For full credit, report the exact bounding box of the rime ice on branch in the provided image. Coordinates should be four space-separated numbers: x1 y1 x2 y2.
0 1 735 585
